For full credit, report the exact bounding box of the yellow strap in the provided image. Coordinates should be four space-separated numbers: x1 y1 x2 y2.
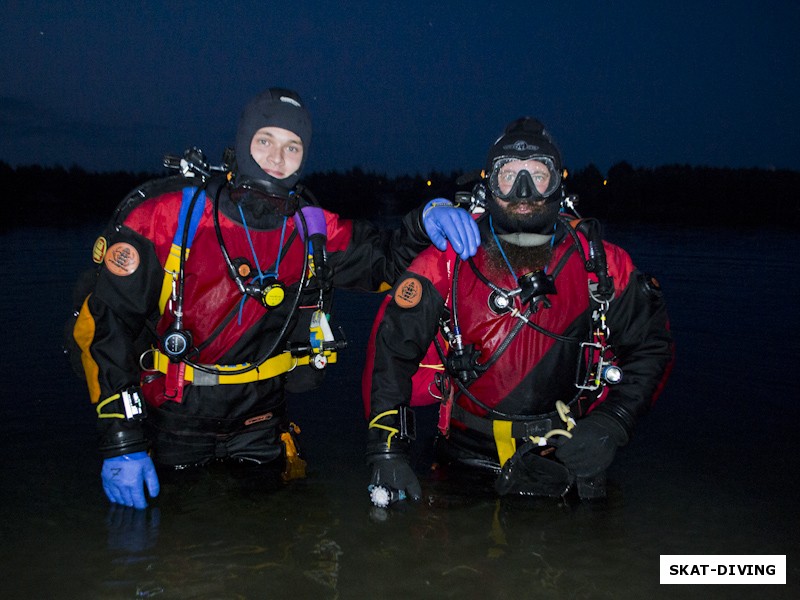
149 349 336 384
492 420 517 467
158 243 186 314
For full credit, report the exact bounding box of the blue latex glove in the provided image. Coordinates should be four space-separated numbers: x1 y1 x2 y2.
422 199 480 260
101 451 160 510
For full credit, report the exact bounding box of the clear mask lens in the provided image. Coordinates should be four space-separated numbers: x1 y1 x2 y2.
489 157 561 201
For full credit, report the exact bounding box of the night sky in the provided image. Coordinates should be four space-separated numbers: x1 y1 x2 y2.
2 1 798 177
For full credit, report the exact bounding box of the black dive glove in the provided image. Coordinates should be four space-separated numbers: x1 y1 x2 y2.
554 410 629 477
366 406 421 504
367 454 422 503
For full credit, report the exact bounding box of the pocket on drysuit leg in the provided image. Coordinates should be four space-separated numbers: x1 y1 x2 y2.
494 442 574 498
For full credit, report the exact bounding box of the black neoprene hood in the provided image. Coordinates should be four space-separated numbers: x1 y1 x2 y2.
234 87 313 190
485 117 562 173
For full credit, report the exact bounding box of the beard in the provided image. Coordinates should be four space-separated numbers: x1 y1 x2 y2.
483 232 553 276
486 195 560 236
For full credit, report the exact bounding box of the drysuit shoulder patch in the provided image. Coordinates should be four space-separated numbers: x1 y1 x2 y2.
394 277 423 309
104 242 140 276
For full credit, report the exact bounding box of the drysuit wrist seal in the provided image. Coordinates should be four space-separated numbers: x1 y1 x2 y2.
366 438 411 459
98 426 149 459
96 387 149 458
589 405 632 445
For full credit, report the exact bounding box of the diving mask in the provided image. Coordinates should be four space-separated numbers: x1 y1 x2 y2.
488 157 561 202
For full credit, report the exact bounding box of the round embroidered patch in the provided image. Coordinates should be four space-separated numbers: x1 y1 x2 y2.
92 236 107 264
104 242 140 276
394 277 422 308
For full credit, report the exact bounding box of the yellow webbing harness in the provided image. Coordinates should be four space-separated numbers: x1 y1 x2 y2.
146 348 337 385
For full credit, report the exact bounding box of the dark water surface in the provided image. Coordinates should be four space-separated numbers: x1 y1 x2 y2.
1 224 797 599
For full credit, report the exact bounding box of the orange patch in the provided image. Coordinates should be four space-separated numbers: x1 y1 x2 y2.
92 236 107 264
394 277 422 308
104 242 140 276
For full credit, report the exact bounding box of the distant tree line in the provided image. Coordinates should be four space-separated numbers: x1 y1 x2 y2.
1 160 798 231
567 162 800 228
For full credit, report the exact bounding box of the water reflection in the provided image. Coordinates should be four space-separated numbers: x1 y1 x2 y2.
106 505 161 553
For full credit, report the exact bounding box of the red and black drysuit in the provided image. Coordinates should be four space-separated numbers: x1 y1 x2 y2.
77 176 434 467
363 214 673 481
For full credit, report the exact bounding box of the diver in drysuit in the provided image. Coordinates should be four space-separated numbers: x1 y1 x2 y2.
363 117 673 504
74 87 480 509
